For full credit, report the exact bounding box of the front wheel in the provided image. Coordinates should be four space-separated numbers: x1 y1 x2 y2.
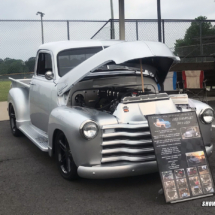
55 131 78 180
9 104 22 137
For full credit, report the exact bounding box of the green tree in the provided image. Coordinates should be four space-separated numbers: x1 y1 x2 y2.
7 60 25 74
0 58 28 75
174 16 215 56
25 57 36 73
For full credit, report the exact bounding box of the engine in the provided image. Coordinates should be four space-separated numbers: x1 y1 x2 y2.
71 86 194 120
72 87 154 113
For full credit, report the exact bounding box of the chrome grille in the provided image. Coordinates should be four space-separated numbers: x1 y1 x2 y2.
101 123 156 164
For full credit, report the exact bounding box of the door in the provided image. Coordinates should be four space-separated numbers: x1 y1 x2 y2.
30 51 56 132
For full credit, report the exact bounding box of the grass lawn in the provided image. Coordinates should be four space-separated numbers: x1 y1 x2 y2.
0 81 11 102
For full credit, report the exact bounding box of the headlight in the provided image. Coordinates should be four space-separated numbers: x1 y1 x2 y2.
201 109 214 124
81 121 98 140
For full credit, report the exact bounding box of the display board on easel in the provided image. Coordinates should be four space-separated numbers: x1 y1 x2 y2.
148 112 214 203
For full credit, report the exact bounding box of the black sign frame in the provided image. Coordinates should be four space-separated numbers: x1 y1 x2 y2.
148 111 214 203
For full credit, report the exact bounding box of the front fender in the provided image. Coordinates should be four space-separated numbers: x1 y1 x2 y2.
48 106 118 167
8 87 30 126
189 99 213 145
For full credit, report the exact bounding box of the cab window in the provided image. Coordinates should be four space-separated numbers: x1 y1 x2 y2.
36 53 52 76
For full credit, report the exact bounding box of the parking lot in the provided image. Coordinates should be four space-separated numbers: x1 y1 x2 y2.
1 115 215 214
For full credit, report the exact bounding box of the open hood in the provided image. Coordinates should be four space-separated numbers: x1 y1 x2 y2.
57 41 180 96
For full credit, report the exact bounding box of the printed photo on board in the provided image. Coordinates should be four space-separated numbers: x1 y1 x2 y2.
200 174 212 185
164 180 176 190
176 178 189 189
174 169 185 179
178 188 190 198
202 183 214 194
154 118 171 129
198 165 209 175
162 171 174 182
180 126 201 139
165 189 178 201
189 176 203 196
186 151 206 167
187 167 198 176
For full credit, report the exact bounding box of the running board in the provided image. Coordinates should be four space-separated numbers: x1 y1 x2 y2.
18 121 48 152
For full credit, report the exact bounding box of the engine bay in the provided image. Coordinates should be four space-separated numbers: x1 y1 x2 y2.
72 86 156 114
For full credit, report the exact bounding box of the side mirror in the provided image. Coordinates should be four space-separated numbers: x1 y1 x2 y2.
45 71 54 80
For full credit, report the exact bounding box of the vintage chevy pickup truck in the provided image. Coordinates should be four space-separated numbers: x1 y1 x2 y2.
8 40 214 180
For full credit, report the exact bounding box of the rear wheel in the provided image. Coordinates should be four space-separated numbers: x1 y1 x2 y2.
55 131 78 180
9 104 22 137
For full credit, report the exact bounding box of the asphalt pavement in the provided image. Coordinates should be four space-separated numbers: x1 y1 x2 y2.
1 113 215 214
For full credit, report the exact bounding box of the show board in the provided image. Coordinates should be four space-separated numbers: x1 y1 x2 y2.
148 112 214 203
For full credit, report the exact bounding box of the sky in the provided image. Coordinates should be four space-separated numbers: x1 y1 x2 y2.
1 0 215 20
1 0 215 61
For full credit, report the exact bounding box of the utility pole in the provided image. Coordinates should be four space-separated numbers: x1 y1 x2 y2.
36 11 45 44
119 0 125 40
110 0 115 39
157 0 162 42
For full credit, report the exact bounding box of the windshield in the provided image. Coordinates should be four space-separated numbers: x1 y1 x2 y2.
57 47 103 77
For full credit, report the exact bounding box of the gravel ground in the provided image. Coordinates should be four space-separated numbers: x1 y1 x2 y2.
1 104 215 214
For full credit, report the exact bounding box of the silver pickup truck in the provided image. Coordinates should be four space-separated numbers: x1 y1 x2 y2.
8 40 214 180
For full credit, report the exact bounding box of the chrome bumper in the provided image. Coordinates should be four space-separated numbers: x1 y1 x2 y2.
78 161 158 179
78 144 213 179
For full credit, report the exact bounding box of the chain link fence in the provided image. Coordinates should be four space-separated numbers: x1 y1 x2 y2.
1 19 215 79
94 19 215 63
93 20 160 42
0 20 108 60
0 72 33 81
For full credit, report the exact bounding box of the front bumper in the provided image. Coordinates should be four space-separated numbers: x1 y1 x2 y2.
77 144 213 179
78 161 158 179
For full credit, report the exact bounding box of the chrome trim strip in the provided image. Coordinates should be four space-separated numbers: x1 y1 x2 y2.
102 139 152 146
102 123 149 129
122 97 169 104
102 147 154 154
121 93 169 104
101 155 156 163
102 131 150 138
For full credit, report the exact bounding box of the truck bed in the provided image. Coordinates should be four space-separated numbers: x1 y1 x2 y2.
9 77 31 88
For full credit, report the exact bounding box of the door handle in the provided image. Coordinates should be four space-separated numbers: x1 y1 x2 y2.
29 82 36 86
